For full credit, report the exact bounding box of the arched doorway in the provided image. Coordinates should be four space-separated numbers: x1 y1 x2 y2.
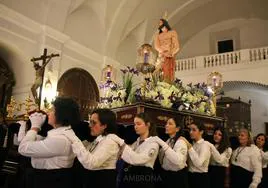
57 68 99 119
0 57 15 117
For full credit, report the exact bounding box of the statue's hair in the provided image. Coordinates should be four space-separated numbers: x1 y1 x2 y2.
158 19 172 33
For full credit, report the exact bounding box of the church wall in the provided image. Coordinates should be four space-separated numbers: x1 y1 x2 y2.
116 34 138 67
225 89 268 136
179 19 268 59
0 4 109 109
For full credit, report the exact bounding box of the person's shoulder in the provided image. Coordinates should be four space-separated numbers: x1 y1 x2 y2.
250 144 260 151
104 134 120 145
170 30 178 35
174 139 188 150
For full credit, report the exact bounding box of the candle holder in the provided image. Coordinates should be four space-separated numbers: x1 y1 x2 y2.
136 44 156 74
102 65 115 82
207 71 223 115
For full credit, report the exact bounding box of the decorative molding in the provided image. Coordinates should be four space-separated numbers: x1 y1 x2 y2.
62 54 101 71
176 58 268 76
64 40 103 63
0 4 41 34
0 4 105 64
43 26 70 44
0 26 36 44
223 81 268 91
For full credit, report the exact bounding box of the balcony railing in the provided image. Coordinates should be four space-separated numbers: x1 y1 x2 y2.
176 46 268 72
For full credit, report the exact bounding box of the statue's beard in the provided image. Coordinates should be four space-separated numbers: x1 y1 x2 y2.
158 25 164 31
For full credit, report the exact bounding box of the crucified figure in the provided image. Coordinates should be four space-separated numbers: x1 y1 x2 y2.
30 48 59 107
31 58 51 104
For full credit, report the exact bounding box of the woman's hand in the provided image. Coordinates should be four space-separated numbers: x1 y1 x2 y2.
179 136 192 149
29 112 46 130
63 129 80 143
107 134 125 147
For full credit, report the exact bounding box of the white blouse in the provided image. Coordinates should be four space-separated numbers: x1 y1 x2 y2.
210 146 232 167
121 136 159 169
160 138 188 171
231 144 262 187
71 134 120 170
18 126 75 170
17 121 43 143
261 150 268 168
188 138 211 173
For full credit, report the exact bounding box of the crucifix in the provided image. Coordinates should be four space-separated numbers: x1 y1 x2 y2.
31 48 59 109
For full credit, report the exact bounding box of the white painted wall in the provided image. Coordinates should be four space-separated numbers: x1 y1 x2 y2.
0 4 108 109
179 19 268 59
225 89 268 136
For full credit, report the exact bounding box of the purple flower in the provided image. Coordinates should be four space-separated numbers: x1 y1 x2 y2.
99 84 105 89
106 80 113 84
168 91 177 102
134 88 142 101
155 91 164 100
194 83 201 88
107 96 113 103
129 68 135 73
120 69 127 74
187 83 193 88
110 83 118 91
174 78 182 85
133 69 139 75
201 82 207 88
145 77 151 83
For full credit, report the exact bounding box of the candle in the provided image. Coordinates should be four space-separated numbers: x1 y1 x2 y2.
106 71 111 79
144 53 149 64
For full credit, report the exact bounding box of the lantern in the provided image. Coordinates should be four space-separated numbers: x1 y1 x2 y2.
102 65 114 82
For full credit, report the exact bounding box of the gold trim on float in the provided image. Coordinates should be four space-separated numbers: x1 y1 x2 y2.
121 114 133 120
157 115 170 122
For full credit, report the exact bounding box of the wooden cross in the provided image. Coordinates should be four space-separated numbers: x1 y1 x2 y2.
31 48 59 109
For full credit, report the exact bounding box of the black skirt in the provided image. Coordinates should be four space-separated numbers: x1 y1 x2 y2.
258 167 268 188
230 164 253 188
33 168 74 188
160 167 188 188
83 169 117 188
118 165 156 188
208 165 226 188
188 172 210 188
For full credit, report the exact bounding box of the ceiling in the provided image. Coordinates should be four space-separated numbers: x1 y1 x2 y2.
1 0 268 62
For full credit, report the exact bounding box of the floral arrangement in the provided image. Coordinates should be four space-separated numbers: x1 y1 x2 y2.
98 66 216 116
98 67 138 108
131 78 216 116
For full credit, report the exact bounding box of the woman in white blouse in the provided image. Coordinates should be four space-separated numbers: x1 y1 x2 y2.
182 122 211 188
208 127 232 188
153 117 188 188
230 128 262 188
109 113 159 188
18 97 80 188
255 133 268 188
64 108 120 188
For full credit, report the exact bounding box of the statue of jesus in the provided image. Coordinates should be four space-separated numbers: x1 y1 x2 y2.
154 19 180 83
31 61 49 104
